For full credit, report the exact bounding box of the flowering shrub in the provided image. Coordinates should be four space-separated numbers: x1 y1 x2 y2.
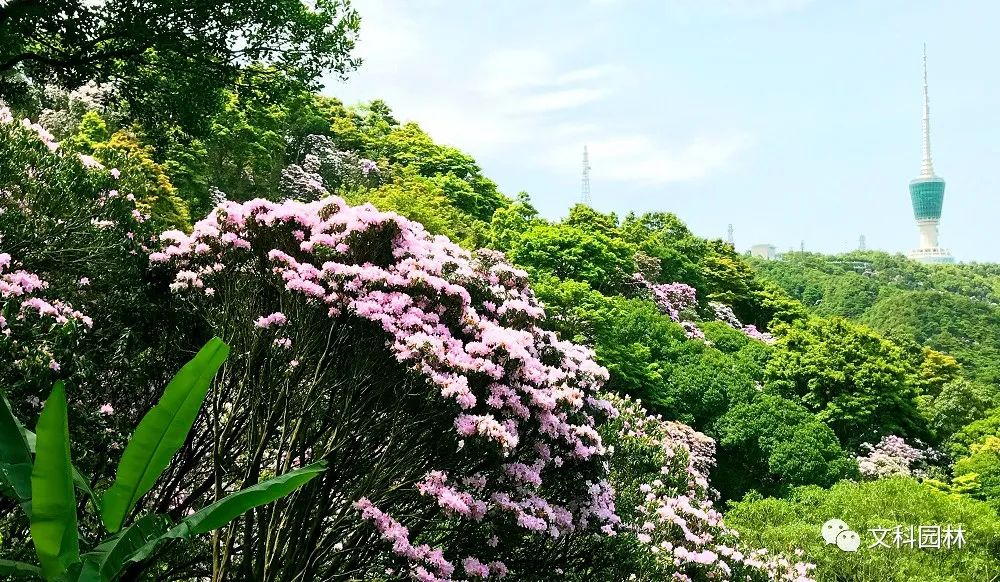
36 81 109 140
598 393 816 581
0 106 207 568
0 106 155 407
283 134 382 197
857 435 941 480
152 194 621 579
710 301 775 344
633 274 704 341
0 251 91 379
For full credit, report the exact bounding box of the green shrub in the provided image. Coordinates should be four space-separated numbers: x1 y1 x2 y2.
726 477 1000 581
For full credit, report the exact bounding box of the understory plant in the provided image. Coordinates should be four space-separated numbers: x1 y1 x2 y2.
0 338 326 581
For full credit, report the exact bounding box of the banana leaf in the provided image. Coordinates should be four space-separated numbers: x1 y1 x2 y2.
30 382 79 579
101 337 229 533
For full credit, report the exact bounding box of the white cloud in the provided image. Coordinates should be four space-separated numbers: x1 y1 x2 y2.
519 87 611 113
330 0 753 191
477 49 558 95
542 133 752 186
554 65 625 85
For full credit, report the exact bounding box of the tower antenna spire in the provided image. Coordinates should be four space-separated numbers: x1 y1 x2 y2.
907 44 953 264
581 145 592 206
921 43 935 177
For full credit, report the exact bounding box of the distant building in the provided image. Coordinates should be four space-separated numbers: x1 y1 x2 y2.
751 244 778 260
908 47 955 264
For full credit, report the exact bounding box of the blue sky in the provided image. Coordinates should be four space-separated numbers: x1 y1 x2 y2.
325 0 1000 262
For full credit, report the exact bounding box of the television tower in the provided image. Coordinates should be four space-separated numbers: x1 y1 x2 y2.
581 145 592 206
907 45 954 263
727 224 735 247
859 234 866 251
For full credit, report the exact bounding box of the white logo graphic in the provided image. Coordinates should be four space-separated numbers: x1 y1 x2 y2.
822 518 860 552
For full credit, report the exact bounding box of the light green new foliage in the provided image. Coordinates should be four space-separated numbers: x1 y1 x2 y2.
101 337 229 533
953 436 1000 513
726 477 1000 582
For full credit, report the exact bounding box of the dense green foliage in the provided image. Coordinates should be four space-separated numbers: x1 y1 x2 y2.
4 11 1000 577
754 251 1000 389
727 478 1000 581
0 0 361 135
765 317 926 449
715 394 857 498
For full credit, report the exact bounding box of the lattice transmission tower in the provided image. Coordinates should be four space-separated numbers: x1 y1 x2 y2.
581 145 591 206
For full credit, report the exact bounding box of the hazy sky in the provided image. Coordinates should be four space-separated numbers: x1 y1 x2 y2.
325 0 1000 262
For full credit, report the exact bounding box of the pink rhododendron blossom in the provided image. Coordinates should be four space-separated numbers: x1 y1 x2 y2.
607 393 814 581
254 312 288 328
710 302 775 344
78 154 103 169
153 195 620 579
99 403 114 415
857 435 939 479
633 274 705 341
1 252 90 331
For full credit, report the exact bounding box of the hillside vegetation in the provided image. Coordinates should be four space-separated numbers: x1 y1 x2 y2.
1 9 999 579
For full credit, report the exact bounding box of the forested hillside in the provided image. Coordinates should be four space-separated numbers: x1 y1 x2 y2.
1 4 999 580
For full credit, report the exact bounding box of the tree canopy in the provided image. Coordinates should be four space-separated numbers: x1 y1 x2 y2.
0 0 361 133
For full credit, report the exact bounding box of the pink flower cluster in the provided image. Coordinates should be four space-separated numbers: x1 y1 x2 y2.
633 275 704 341
608 393 815 581
651 281 698 322
254 312 288 329
282 134 382 197
153 196 620 579
857 435 938 479
20 118 59 152
355 498 507 581
709 302 775 344
1 252 92 332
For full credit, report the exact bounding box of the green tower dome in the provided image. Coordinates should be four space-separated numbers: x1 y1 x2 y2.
909 176 945 221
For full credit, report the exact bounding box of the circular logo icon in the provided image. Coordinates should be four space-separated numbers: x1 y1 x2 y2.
836 529 861 552
822 518 850 545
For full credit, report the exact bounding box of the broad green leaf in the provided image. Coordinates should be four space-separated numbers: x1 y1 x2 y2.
30 382 79 579
21 428 98 513
125 462 326 566
102 337 230 533
177 460 326 535
0 390 33 502
77 514 170 582
0 558 42 577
